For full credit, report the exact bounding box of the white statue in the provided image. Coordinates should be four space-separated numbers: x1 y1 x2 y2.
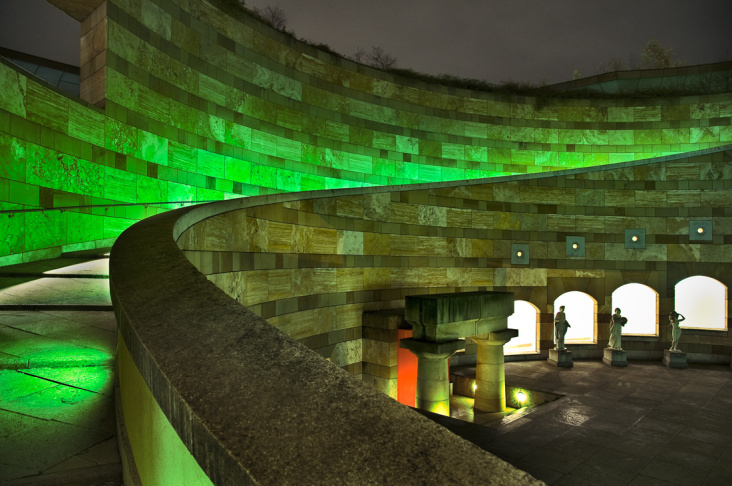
608 308 627 350
669 311 685 352
554 305 570 351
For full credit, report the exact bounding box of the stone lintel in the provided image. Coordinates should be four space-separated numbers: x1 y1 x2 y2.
399 338 465 359
472 328 519 345
663 349 688 369
406 291 514 343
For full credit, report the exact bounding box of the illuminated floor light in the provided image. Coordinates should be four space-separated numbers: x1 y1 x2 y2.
472 382 477 392
516 391 527 403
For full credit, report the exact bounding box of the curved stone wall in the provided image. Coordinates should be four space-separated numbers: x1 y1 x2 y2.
179 146 732 381
110 189 540 485
110 145 731 483
2 0 731 266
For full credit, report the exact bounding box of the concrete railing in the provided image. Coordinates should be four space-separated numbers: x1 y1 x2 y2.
110 184 540 485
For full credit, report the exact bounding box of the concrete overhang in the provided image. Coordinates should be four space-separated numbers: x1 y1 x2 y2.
46 0 105 21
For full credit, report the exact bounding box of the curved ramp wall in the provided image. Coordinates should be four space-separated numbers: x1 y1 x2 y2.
112 146 731 483
178 146 732 384
2 0 731 266
110 189 540 486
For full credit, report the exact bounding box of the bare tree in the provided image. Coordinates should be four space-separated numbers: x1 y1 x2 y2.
367 46 397 69
258 5 287 31
352 46 397 70
352 47 367 63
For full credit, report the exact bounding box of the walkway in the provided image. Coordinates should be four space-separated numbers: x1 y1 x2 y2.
0 254 121 485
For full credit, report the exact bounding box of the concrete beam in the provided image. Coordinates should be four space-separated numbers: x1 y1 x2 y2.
406 291 514 343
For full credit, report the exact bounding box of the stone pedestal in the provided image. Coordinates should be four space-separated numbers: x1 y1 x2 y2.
603 348 628 367
472 329 518 412
399 339 464 416
548 349 573 368
663 349 688 369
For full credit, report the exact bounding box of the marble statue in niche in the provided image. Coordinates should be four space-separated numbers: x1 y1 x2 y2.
554 305 570 350
669 311 686 352
608 308 627 350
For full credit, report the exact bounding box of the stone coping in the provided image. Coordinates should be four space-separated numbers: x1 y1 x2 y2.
110 191 541 485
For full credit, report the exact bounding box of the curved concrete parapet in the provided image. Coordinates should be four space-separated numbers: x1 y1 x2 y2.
110 190 541 485
112 145 732 483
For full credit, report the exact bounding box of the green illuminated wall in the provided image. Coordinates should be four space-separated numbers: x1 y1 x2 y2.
1 0 731 267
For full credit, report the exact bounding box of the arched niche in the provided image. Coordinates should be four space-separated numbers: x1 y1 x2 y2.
611 283 659 336
505 300 539 355
675 276 728 331
554 291 597 344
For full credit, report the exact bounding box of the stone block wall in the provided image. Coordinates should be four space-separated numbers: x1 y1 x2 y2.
179 147 732 382
2 0 731 266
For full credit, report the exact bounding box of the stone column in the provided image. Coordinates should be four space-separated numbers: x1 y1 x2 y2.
472 329 518 412
400 339 464 416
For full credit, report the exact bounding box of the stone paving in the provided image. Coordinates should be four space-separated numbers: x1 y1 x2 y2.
0 255 121 485
437 360 732 486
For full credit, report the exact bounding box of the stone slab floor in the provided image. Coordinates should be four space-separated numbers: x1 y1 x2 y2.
436 360 732 486
0 255 121 485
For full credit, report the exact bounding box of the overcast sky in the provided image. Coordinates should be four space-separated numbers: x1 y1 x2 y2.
1 0 731 84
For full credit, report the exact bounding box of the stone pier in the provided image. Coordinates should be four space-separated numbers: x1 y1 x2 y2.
473 329 519 412
399 339 464 415
400 291 515 415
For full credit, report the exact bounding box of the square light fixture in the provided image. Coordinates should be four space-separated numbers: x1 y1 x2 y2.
511 243 530 265
689 220 712 242
625 229 646 249
566 236 586 257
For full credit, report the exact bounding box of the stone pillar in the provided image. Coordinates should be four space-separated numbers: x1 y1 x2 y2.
80 2 108 108
400 339 464 416
472 329 518 412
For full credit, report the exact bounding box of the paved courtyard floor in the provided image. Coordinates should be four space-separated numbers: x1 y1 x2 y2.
434 360 732 485
0 255 121 485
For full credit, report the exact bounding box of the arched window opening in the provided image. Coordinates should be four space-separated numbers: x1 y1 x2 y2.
554 291 597 344
505 300 539 355
675 276 727 331
612 283 659 336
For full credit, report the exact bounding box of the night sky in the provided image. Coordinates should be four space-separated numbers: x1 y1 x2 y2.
1 0 731 84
